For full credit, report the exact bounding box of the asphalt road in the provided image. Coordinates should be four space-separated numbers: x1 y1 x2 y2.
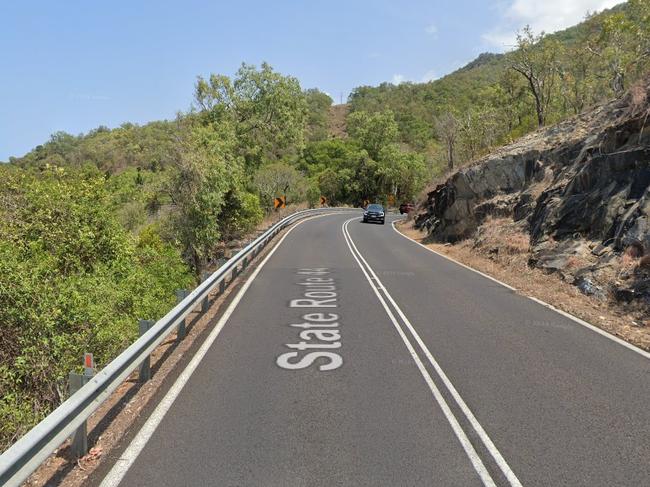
95 212 650 487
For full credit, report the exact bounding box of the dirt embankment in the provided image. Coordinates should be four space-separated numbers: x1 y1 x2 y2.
397 219 649 351
327 104 349 138
410 77 650 348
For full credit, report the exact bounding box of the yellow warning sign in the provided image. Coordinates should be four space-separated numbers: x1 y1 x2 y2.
274 196 286 209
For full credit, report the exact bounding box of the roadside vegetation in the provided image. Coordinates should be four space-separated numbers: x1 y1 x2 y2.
349 0 650 174
0 61 426 449
2 0 649 451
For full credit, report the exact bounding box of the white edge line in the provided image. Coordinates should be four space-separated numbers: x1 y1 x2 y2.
350 219 522 486
342 218 497 487
390 220 516 291
391 219 650 360
99 214 331 487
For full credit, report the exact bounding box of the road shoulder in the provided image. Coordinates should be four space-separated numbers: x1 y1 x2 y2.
393 219 650 355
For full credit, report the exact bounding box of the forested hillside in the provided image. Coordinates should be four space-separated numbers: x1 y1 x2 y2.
350 0 649 174
2 0 649 452
0 62 426 449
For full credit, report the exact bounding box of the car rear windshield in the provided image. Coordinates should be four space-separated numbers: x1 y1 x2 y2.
367 205 383 211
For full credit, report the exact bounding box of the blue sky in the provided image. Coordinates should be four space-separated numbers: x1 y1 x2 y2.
0 0 621 160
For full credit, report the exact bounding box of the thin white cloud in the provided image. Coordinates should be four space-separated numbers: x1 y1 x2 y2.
390 69 438 85
482 30 518 49
483 0 622 50
421 69 438 82
425 24 438 36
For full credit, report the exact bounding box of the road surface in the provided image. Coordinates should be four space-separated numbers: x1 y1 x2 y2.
94 212 650 487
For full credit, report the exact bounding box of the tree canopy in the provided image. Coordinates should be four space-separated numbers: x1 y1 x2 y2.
4 1 650 449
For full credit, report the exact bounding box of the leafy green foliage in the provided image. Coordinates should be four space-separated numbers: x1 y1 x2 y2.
347 110 399 159
218 190 264 241
297 112 426 206
163 126 261 273
194 62 308 170
299 139 373 205
0 167 193 450
304 89 333 142
7 4 648 445
253 162 310 210
11 121 181 173
349 2 650 171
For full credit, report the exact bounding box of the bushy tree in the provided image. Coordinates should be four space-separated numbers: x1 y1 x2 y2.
165 121 261 273
376 145 427 201
253 162 310 209
299 139 374 204
597 1 650 95
304 88 333 142
347 110 399 159
434 111 460 170
194 62 308 169
509 26 563 126
218 189 264 241
0 166 193 450
299 132 426 205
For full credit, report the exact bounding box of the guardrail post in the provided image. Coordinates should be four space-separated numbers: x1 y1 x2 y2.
175 289 190 340
68 353 95 457
200 272 211 313
0 209 341 487
138 320 154 381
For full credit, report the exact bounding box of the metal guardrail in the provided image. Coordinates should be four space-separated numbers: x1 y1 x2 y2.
0 207 352 487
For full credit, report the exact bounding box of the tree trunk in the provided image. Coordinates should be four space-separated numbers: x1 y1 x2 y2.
612 71 625 96
532 91 545 126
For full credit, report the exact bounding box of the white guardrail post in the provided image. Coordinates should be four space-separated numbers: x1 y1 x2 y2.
0 207 352 487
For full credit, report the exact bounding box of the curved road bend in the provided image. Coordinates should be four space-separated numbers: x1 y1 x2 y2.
93 212 649 487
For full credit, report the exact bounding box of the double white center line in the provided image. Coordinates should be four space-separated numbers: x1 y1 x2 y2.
342 217 523 487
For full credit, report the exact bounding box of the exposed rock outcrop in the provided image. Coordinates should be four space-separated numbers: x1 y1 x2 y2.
415 78 650 307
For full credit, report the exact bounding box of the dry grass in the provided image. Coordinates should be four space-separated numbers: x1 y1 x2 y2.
596 247 644 286
327 104 349 138
259 202 309 228
396 220 650 352
473 217 530 256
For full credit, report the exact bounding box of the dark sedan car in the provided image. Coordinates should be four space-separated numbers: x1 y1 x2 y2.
362 204 385 224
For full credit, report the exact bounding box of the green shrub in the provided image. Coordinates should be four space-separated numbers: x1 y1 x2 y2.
0 167 193 450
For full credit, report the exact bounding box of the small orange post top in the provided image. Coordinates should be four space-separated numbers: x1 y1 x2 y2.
84 353 95 369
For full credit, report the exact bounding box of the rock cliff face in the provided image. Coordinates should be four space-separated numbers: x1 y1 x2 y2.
415 79 650 306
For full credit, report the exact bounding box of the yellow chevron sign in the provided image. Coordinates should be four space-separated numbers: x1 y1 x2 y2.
274 196 286 209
